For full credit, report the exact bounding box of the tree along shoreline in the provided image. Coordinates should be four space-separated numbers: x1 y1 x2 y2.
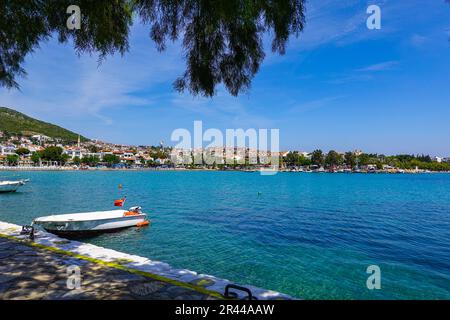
282 150 450 172
0 165 449 174
2 146 450 172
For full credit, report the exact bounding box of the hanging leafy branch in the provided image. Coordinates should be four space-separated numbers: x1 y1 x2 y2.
0 0 305 97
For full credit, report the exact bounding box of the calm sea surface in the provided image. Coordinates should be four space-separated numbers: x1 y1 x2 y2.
0 171 449 299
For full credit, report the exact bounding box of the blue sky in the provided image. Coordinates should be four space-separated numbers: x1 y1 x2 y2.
1 0 449 155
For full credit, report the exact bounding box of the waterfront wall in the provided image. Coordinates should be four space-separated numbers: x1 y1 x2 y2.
0 166 72 171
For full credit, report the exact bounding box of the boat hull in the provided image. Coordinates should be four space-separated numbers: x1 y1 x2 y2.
35 214 147 233
0 182 22 193
0 186 19 193
44 226 135 237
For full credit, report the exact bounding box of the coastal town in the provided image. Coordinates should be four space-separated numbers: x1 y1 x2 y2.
0 1 449 305
1 130 449 173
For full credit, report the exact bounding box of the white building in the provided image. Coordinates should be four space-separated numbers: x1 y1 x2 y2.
31 134 51 142
299 152 311 159
64 148 84 159
0 145 16 155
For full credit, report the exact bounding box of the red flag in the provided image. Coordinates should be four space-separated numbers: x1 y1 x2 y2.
114 196 126 207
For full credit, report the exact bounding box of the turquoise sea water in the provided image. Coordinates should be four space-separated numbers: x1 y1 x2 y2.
0 171 449 299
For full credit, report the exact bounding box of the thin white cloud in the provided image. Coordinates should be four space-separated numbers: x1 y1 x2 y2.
325 60 397 84
410 34 428 47
285 1 372 49
327 74 374 85
288 95 346 114
356 60 398 72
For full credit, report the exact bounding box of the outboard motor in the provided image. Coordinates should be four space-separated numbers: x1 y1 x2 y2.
128 206 142 214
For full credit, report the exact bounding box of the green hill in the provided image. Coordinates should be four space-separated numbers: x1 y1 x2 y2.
0 107 88 142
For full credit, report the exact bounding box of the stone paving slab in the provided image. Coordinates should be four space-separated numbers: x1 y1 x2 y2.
0 221 292 300
0 237 214 300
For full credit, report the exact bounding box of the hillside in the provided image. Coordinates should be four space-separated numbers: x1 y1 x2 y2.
0 107 88 142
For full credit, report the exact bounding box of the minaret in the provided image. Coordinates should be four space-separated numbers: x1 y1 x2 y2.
77 135 80 148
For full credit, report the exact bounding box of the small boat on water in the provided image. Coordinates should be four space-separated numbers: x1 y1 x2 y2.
33 206 149 235
0 179 29 193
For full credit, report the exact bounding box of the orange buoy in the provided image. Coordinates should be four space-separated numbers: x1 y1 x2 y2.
136 220 150 227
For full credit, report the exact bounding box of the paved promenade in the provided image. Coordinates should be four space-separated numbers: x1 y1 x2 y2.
0 221 292 300
0 237 214 300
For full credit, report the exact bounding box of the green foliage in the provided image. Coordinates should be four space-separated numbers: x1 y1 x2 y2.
31 152 41 164
299 155 312 166
376 161 383 170
103 154 120 166
61 153 70 165
325 150 343 167
15 147 30 155
0 107 88 143
286 151 450 172
344 152 356 168
81 155 100 166
284 151 311 166
150 148 168 159
88 145 100 153
41 146 64 162
0 1 47 88
353 153 450 172
152 0 307 96
6 154 19 165
0 1 132 89
311 149 324 166
72 156 82 165
284 151 298 166
416 154 432 163
0 1 305 97
145 159 157 167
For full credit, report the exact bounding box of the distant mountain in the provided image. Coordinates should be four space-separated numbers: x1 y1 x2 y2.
0 107 88 142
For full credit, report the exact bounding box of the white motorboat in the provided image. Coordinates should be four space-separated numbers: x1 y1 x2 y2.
0 179 29 193
33 206 149 235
